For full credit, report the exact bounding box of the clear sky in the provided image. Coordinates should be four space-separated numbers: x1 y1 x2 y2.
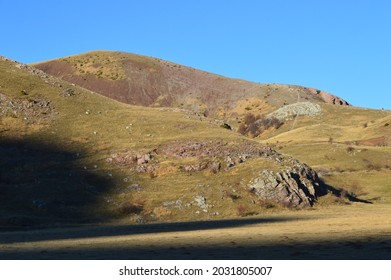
1 0 390 109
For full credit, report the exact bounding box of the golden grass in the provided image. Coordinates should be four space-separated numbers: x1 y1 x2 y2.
259 104 390 145
1 201 390 259
2 56 391 259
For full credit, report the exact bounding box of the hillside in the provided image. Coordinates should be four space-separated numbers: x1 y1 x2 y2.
1 53 391 260
32 50 390 191
1 55 344 230
33 51 349 123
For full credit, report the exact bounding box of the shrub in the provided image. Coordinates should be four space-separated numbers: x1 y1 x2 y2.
118 201 144 214
258 199 277 209
346 146 355 153
244 113 257 125
362 158 382 170
237 113 283 138
220 123 232 130
223 190 241 200
247 122 259 137
237 123 247 135
236 204 247 217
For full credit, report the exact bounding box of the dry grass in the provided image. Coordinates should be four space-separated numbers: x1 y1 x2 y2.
1 201 391 259
259 104 390 145
2 55 391 259
0 57 286 229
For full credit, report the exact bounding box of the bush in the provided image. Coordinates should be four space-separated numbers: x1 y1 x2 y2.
118 201 144 214
258 199 277 209
247 122 259 137
362 158 382 171
244 113 257 125
237 123 247 135
236 204 247 217
223 190 241 200
346 146 355 153
220 123 232 130
237 113 283 138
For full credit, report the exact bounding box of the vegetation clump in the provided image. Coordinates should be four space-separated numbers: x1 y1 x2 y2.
237 113 283 137
119 201 144 215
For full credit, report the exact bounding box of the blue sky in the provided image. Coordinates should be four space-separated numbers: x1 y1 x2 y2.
1 0 390 109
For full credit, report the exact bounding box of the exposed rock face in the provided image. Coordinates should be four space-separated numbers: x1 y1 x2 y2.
249 168 320 208
0 93 54 123
318 91 350 106
267 102 322 121
107 140 328 208
157 140 264 162
248 148 327 208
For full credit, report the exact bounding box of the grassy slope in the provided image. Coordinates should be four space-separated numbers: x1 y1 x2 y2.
2 55 391 259
0 57 288 229
257 102 391 219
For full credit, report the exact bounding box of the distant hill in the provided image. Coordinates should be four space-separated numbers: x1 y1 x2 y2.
33 51 349 122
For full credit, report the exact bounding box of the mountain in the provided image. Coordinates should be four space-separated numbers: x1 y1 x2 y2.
1 52 391 259
33 51 349 122
32 51 390 171
0 55 339 230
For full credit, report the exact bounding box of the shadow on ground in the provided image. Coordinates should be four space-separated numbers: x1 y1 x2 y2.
0 217 298 244
1 232 390 260
1 137 382 260
320 179 373 204
0 137 113 229
1 215 389 260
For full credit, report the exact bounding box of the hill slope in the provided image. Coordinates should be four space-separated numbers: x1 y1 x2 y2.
0 55 339 230
2 54 391 259
33 51 390 176
33 51 349 122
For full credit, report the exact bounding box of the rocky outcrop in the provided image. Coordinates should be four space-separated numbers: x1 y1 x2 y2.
0 93 54 123
249 168 321 208
248 147 327 208
267 102 322 121
107 140 328 208
306 88 350 106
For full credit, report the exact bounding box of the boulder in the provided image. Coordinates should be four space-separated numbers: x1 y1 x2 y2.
248 163 325 208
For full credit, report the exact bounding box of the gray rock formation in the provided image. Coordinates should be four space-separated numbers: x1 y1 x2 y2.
107 141 329 208
248 160 325 208
267 101 322 121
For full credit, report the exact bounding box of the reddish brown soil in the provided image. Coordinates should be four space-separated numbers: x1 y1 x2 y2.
34 51 350 117
356 136 389 146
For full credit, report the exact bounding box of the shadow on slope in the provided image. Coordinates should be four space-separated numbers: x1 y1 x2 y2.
320 179 373 204
0 137 113 230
